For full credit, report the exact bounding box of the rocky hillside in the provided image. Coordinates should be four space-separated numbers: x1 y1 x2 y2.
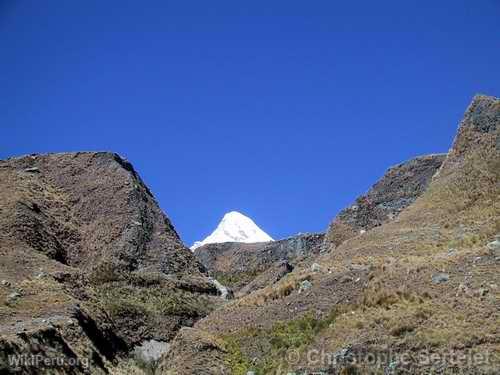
0 152 221 374
194 233 324 294
0 95 498 375
160 95 499 374
325 153 446 249
194 153 445 298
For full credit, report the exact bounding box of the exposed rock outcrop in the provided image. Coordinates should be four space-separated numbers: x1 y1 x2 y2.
178 95 500 375
194 233 324 291
1 95 498 375
1 152 204 275
324 153 446 248
0 152 217 374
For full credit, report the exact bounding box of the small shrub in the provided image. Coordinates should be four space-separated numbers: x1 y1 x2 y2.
223 309 337 375
89 261 126 284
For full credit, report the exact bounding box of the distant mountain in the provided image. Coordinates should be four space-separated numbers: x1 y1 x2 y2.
191 211 273 250
164 95 500 375
193 232 325 295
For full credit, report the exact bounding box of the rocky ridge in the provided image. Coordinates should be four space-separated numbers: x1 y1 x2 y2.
0 94 498 375
162 95 500 374
0 152 221 374
324 153 446 249
194 233 324 294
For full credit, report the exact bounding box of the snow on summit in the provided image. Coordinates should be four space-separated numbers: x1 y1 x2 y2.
191 211 273 250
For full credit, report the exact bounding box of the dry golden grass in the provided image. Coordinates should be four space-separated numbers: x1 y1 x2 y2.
233 271 313 308
210 122 500 373
0 277 74 321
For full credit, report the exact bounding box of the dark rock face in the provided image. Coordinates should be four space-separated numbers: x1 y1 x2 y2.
1 152 203 275
462 94 499 134
325 154 446 248
194 233 324 291
0 152 215 373
438 95 499 176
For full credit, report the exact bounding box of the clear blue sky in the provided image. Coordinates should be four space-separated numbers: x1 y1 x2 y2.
1 1 499 246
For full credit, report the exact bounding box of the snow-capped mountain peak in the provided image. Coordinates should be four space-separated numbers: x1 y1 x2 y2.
191 211 273 250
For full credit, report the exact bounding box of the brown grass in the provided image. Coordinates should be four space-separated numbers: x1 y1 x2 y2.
233 271 313 307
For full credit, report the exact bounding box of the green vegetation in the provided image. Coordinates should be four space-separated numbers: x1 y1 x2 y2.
223 310 337 375
98 283 213 319
269 311 336 350
212 269 260 289
223 335 253 375
109 359 148 375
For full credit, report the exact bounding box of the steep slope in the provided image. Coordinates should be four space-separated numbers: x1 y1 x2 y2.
0 152 203 275
194 153 445 296
191 211 273 250
0 152 219 374
161 95 500 374
325 153 446 248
